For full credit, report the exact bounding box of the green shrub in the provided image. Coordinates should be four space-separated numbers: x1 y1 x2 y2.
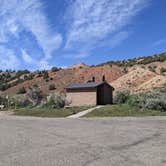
148 66 156 73
17 87 26 94
123 67 128 74
26 86 43 106
49 84 56 90
51 67 61 72
10 95 32 108
0 96 7 106
160 68 166 74
115 90 166 112
141 91 166 111
98 52 166 67
128 90 166 112
43 71 49 80
114 91 130 104
0 83 10 91
144 98 166 111
45 94 65 108
16 70 30 78
127 95 140 107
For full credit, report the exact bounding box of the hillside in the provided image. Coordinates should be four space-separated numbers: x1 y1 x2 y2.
0 52 166 96
99 52 166 67
111 67 157 93
0 65 124 96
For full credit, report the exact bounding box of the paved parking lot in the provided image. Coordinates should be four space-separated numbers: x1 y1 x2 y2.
0 115 166 166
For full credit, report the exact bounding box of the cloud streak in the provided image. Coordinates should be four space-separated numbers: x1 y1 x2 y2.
0 0 150 69
0 0 62 68
21 49 51 70
0 46 20 70
1 0 62 55
65 0 148 56
152 39 166 47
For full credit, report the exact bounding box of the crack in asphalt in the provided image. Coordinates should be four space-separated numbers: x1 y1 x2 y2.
81 156 101 166
108 133 161 151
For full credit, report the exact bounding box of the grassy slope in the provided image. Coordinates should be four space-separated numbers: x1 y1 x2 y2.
14 106 91 118
85 104 166 117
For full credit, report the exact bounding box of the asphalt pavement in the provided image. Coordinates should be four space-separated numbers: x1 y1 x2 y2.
0 115 166 166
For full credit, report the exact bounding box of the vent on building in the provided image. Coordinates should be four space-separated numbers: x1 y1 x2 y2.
92 77 95 82
102 75 105 82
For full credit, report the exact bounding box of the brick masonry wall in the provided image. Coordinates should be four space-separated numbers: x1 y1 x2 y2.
67 90 97 106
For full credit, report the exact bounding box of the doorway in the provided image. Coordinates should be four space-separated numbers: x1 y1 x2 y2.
97 86 104 105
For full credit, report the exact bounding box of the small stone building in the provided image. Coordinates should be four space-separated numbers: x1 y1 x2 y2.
66 81 114 106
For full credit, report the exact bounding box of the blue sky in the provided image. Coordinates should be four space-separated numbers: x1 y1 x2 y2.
0 0 165 70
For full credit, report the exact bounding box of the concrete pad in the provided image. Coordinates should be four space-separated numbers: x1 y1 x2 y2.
67 106 103 118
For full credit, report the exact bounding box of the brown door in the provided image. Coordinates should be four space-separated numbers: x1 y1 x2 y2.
97 84 113 105
97 86 104 105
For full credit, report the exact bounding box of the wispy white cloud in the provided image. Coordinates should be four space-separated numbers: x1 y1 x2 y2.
64 31 129 59
0 46 20 70
0 0 150 69
37 59 51 70
109 32 130 48
98 31 130 49
21 49 34 64
63 53 89 59
152 39 166 47
21 49 51 70
0 0 62 68
2 0 62 55
65 0 148 56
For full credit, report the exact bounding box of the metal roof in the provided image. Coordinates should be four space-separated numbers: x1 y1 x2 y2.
66 81 112 90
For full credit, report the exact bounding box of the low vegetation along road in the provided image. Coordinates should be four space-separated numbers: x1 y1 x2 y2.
0 115 166 166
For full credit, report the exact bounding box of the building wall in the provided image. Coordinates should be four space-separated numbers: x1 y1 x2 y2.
67 89 97 106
